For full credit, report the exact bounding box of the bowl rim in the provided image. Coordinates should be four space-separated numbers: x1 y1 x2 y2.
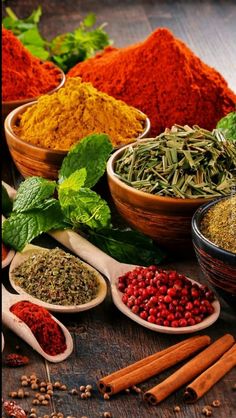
191 195 236 260
4 101 67 155
2 65 65 105
107 139 213 205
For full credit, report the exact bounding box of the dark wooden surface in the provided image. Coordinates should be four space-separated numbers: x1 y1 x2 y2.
2 1 236 417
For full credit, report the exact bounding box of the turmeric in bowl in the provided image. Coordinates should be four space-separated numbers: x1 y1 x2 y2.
14 78 147 150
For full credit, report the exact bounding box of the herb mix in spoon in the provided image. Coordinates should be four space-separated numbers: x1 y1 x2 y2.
114 125 236 199
11 248 99 305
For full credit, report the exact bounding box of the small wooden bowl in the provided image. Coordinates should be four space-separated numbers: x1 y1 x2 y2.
4 103 150 180
107 141 212 253
2 67 65 123
192 197 236 310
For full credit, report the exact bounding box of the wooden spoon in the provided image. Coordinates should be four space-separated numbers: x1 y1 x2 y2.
2 285 73 362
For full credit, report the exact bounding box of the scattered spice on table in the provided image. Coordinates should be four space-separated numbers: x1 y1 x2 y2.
114 125 236 198
10 301 66 355
5 353 29 367
68 28 236 136
2 242 9 260
2 28 62 102
14 77 147 150
3 400 27 418
118 265 215 327
200 196 236 253
11 247 100 305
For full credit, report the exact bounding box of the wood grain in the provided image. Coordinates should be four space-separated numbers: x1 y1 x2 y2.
2 1 236 417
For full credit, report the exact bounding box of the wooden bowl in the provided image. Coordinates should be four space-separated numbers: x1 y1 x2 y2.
192 197 236 310
4 102 150 180
107 142 212 253
4 101 66 180
2 67 65 123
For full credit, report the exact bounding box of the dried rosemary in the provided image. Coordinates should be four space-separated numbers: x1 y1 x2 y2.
11 248 99 305
114 125 236 199
200 196 236 254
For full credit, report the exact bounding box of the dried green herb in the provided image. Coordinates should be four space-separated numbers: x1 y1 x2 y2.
11 248 99 305
114 125 236 199
200 196 236 254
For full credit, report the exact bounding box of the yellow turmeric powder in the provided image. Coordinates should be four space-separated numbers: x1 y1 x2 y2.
14 77 147 150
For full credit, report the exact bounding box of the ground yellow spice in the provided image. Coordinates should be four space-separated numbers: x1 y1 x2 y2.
14 77 146 150
201 196 236 254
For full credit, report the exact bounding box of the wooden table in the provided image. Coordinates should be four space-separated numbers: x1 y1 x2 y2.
2 1 236 417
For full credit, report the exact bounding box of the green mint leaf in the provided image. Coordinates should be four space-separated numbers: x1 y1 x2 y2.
13 177 56 213
25 6 42 24
87 228 165 265
25 44 50 60
18 27 45 47
83 13 96 28
217 111 236 141
59 134 113 187
60 188 111 230
58 168 87 196
2 200 66 252
2 184 13 216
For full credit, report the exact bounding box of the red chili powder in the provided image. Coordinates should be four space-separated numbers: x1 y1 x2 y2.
2 28 62 101
10 301 67 356
68 28 236 136
2 242 9 261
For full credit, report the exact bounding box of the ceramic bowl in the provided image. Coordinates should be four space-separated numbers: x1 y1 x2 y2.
192 197 236 310
107 140 211 253
4 102 150 180
2 67 65 123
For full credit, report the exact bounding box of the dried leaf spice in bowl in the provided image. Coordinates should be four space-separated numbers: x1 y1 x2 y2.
114 125 236 199
12 77 149 150
107 125 236 252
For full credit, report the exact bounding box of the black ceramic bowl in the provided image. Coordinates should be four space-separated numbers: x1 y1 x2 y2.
192 196 236 310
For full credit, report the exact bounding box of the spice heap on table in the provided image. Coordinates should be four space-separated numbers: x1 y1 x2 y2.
2 28 62 101
14 77 147 149
68 28 236 135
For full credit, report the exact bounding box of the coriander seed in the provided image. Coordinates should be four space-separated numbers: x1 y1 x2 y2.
81 393 87 399
21 375 28 381
212 400 221 407
70 389 79 395
40 387 46 393
103 413 112 418
21 380 29 387
31 409 37 414
38 395 45 402
31 383 39 390
45 394 51 400
86 385 92 391
103 393 110 400
174 406 181 412
33 399 40 405
79 385 86 392
54 381 61 389
41 400 49 406
47 390 53 396
60 384 67 391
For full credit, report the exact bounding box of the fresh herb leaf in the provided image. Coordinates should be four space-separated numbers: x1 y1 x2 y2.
25 44 50 60
2 200 66 252
86 228 165 265
83 13 96 28
2 184 13 216
217 111 236 141
60 188 111 229
58 168 87 194
13 177 56 213
59 134 113 187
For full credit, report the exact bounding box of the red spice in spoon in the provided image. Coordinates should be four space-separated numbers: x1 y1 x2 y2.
118 266 215 327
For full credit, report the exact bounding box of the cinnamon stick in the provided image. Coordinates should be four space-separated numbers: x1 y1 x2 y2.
144 334 234 405
99 335 211 395
184 343 236 403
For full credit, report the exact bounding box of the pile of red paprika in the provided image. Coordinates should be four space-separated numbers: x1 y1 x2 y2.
10 301 66 356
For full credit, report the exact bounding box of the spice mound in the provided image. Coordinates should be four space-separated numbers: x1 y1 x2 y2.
67 28 236 136
14 77 147 150
10 301 66 356
114 125 236 199
2 28 62 102
11 247 99 305
201 196 236 254
118 266 215 327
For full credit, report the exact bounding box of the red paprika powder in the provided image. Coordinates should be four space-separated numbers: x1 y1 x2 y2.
10 301 66 356
68 28 236 136
2 28 62 101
